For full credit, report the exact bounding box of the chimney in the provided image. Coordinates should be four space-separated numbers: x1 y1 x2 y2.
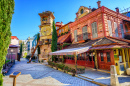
89 6 91 12
115 7 119 13
76 12 78 17
97 0 101 8
61 21 63 25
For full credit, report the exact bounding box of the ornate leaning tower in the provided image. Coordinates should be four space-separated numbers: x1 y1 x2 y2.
38 11 55 62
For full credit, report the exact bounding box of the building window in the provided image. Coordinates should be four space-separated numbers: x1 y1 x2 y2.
82 26 88 40
91 22 98 38
114 22 118 37
101 53 104 61
74 30 77 42
125 25 128 32
80 9 84 14
107 20 112 36
59 30 61 33
120 24 124 38
42 18 47 21
82 53 85 60
107 52 111 62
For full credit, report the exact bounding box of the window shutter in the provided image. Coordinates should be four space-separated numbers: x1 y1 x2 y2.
107 20 112 36
120 24 124 38
82 26 87 40
74 30 77 42
92 22 98 38
114 22 118 37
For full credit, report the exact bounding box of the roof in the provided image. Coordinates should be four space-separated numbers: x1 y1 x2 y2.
66 39 99 49
90 45 130 50
66 37 130 49
57 22 73 30
49 46 91 55
11 36 19 40
38 11 55 19
57 33 71 44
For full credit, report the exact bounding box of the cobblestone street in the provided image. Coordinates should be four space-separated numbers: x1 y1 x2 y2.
4 58 98 86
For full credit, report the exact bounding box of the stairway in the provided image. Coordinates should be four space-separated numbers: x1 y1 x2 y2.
27 39 40 63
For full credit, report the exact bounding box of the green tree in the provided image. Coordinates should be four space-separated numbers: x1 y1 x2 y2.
37 33 40 57
20 43 22 56
51 21 57 62
51 20 57 52
0 0 15 85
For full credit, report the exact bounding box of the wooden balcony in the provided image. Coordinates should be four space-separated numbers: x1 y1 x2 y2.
77 32 91 42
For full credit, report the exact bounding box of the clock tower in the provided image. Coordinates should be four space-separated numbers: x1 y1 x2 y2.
38 11 55 62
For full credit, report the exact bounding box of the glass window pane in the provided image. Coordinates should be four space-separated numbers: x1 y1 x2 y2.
107 52 111 62
101 53 104 61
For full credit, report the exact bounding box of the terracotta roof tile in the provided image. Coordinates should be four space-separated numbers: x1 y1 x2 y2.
58 33 71 44
11 36 19 40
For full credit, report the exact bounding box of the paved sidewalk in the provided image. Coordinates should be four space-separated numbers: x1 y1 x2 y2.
78 68 130 86
4 58 98 86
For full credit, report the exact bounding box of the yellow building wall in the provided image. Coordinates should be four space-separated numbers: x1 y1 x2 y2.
57 25 69 36
114 48 130 75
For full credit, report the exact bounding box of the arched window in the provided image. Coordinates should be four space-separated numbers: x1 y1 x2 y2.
80 9 84 14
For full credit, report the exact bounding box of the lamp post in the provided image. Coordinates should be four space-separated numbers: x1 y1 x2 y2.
11 49 13 63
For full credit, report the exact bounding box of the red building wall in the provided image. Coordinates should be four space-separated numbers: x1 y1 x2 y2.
70 6 130 43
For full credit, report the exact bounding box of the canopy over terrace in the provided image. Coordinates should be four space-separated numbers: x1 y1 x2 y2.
49 46 91 55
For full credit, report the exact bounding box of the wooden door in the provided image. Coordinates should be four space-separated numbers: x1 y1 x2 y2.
98 51 113 70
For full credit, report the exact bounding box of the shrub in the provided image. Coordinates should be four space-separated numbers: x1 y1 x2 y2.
26 55 35 60
71 69 76 73
64 66 69 71
58 64 65 70
61 33 63 36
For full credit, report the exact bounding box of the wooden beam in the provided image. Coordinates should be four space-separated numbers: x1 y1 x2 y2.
74 53 77 74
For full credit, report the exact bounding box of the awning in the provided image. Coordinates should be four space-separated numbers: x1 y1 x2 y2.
90 45 130 50
49 46 91 55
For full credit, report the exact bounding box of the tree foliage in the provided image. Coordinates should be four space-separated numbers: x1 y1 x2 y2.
51 20 57 52
20 43 22 56
37 33 40 55
0 0 15 85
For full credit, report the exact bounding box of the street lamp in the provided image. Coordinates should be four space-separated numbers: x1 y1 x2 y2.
11 49 13 63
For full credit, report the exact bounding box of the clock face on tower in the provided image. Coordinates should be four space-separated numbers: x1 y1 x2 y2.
41 26 51 36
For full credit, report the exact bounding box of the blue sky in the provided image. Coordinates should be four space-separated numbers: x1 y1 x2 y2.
11 0 130 40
